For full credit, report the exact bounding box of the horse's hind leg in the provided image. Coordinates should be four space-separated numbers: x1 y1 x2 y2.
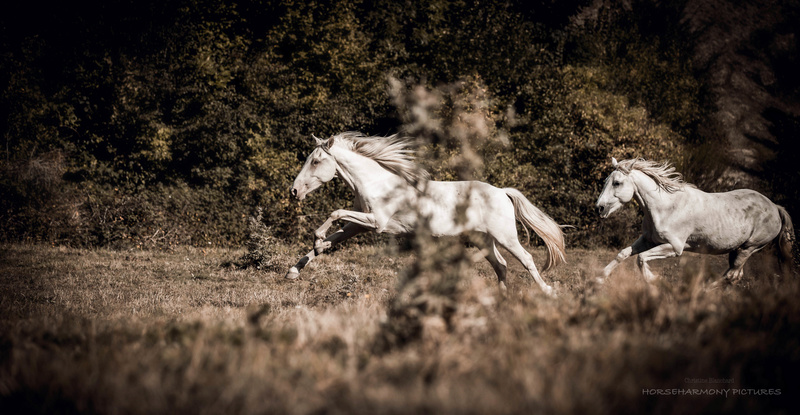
494 236 555 297
722 246 760 283
484 237 508 292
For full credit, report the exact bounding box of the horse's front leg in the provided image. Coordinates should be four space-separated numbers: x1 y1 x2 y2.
599 236 654 282
314 209 379 254
636 243 680 282
285 223 369 280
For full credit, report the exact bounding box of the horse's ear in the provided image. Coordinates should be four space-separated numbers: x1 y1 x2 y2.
325 135 335 149
611 157 618 168
312 134 324 147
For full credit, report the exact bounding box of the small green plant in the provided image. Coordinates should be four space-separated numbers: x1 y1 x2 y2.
236 206 283 270
375 77 504 351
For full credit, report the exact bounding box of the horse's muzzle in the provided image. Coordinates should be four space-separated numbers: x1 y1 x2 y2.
291 185 306 201
597 204 612 218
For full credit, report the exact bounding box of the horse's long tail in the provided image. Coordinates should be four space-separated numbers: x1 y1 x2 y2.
504 188 566 271
776 205 796 274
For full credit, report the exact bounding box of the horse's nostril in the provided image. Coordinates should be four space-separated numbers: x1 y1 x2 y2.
291 188 298 197
598 206 604 214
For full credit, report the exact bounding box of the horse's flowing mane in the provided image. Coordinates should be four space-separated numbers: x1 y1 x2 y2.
331 131 430 184
615 158 694 193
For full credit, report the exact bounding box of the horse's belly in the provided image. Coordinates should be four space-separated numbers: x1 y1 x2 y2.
685 234 740 255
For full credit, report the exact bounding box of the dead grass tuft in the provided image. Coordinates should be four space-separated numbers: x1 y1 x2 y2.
1 243 798 414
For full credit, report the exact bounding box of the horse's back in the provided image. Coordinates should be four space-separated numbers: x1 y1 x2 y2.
423 180 513 235
684 188 782 252
426 180 508 206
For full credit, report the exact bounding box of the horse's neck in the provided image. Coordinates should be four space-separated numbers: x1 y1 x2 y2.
631 170 682 221
329 145 407 201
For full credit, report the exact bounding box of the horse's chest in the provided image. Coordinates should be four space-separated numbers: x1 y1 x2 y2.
643 216 681 244
642 220 667 242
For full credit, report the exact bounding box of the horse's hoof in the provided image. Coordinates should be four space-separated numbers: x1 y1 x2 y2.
646 284 660 297
285 268 300 280
498 282 508 296
594 277 606 285
543 285 557 298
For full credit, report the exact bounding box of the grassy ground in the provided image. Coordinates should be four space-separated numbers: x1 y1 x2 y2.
0 241 798 414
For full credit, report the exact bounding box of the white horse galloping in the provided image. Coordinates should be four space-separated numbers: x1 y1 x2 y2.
286 132 566 296
596 157 795 284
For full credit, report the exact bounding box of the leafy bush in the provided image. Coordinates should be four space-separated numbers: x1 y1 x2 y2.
0 165 250 249
0 0 735 249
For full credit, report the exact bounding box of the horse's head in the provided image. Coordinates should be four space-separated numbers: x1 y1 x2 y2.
291 134 338 201
596 157 636 218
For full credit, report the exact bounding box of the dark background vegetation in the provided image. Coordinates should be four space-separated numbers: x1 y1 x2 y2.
2 0 799 249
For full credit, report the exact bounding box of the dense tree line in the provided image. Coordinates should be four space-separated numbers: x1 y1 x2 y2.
2 0 793 249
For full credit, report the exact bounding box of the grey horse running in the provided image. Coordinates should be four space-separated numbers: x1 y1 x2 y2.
596 157 795 284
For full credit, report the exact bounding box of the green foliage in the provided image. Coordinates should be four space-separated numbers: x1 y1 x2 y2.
0 0 728 248
0 174 249 249
235 206 287 270
0 152 75 244
70 182 249 249
565 0 703 136
482 64 687 245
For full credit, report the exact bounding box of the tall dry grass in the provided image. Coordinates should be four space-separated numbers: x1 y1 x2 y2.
1 242 797 414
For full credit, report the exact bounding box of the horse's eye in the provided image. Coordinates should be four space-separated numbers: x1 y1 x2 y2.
612 181 621 187
311 159 320 166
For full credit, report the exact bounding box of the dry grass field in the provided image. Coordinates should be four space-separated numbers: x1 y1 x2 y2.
1 241 798 414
